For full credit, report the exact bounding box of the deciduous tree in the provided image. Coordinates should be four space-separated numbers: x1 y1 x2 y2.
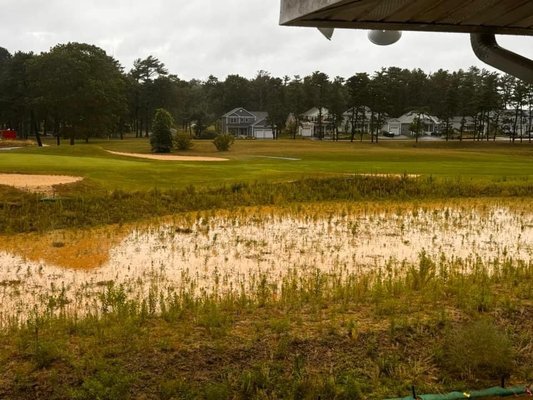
31 43 126 145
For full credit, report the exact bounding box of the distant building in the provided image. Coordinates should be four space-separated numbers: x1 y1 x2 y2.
448 116 476 132
448 111 532 137
500 109 532 136
342 106 374 133
220 108 274 139
386 111 440 136
299 107 334 138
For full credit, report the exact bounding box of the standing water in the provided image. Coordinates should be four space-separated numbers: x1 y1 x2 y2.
0 201 531 323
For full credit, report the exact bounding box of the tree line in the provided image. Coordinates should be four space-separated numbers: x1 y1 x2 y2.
1 42 532 145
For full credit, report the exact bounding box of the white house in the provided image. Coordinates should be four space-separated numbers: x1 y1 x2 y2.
448 116 476 132
299 107 333 137
342 106 374 133
500 109 532 137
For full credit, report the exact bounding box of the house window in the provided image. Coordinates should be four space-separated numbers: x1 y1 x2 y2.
229 117 239 124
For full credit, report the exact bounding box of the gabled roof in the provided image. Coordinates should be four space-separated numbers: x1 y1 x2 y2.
250 111 270 126
250 111 268 121
221 108 255 118
221 108 273 127
397 111 440 124
342 106 373 117
302 107 330 117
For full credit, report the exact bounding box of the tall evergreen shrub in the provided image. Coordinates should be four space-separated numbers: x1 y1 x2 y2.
150 108 174 153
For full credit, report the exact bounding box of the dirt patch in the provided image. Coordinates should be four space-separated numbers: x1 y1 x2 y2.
107 150 228 162
0 174 83 194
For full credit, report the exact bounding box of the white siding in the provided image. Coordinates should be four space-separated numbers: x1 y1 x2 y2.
254 129 274 139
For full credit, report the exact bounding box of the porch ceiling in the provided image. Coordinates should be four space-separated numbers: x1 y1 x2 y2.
280 0 533 36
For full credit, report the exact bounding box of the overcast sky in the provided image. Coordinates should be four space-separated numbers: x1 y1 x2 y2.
2 0 532 81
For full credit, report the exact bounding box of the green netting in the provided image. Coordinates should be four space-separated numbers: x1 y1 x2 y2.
386 386 528 400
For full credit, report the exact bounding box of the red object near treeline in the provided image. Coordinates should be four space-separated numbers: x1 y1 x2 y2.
0 130 17 140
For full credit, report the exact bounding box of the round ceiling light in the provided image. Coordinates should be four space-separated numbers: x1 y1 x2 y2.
368 30 402 46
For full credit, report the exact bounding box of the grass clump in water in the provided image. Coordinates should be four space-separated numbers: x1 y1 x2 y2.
2 175 533 235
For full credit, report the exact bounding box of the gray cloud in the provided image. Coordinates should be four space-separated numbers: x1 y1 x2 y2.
1 0 532 80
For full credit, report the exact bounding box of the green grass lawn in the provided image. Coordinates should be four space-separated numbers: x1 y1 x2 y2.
0 138 532 191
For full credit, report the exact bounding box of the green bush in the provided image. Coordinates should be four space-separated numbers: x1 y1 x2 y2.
33 341 61 369
204 383 230 400
174 132 194 151
213 133 234 151
150 108 174 153
441 319 514 380
159 379 196 400
71 366 133 400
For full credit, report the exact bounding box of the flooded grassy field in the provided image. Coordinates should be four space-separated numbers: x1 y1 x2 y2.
0 198 531 325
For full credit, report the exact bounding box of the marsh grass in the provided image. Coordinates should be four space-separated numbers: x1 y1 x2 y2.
1 198 533 399
2 175 533 235
1 200 531 322
0 248 532 399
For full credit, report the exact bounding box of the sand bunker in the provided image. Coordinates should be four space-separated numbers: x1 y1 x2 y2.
0 174 83 194
356 173 420 179
108 150 228 162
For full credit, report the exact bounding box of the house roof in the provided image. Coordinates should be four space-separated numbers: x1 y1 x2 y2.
250 111 268 122
342 106 373 117
302 107 330 117
395 111 440 124
221 108 273 127
251 112 272 127
280 0 533 36
221 108 255 118
450 116 475 123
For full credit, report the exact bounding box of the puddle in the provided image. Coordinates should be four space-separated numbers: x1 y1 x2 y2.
0 202 532 323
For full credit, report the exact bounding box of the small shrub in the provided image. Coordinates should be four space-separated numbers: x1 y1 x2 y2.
159 379 196 400
441 319 514 380
269 317 291 335
204 383 230 400
240 366 272 397
33 341 61 369
408 250 436 291
174 132 194 151
213 133 234 151
197 304 231 337
339 376 365 400
71 366 133 400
